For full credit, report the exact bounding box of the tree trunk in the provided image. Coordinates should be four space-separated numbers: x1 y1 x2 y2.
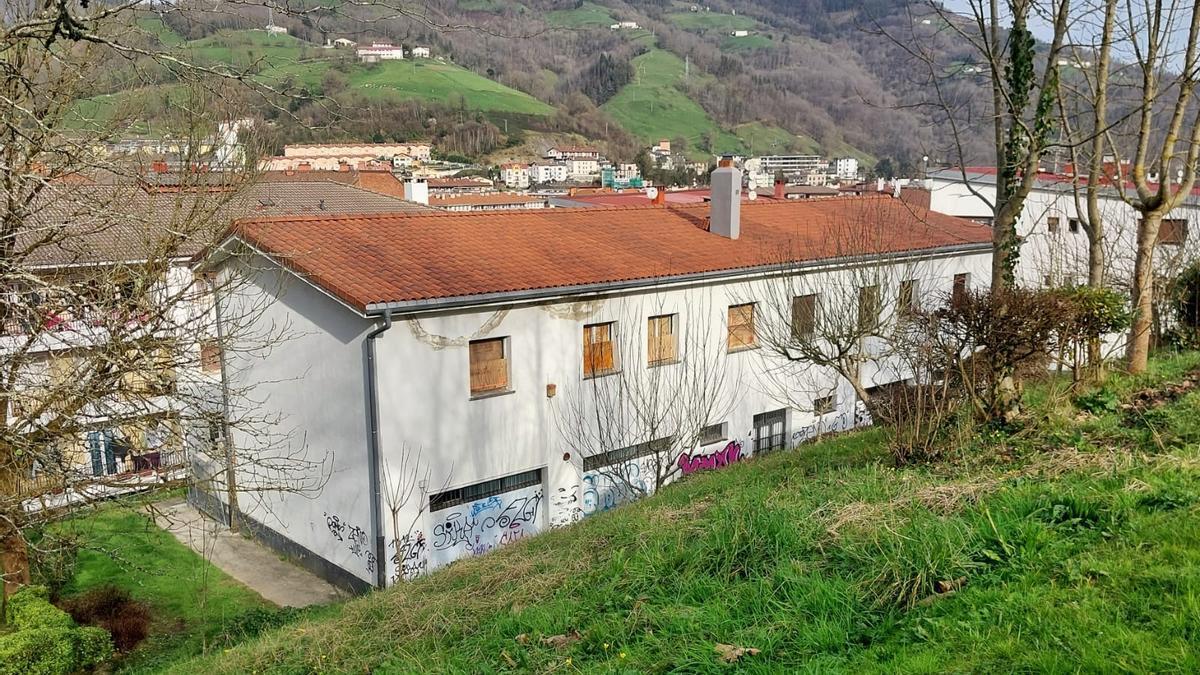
1 516 30 604
1127 212 1161 373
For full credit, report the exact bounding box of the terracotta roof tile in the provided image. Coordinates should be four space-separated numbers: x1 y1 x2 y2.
228 196 991 313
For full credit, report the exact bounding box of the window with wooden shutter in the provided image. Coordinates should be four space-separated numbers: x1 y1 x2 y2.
727 303 756 351
469 337 509 395
952 273 970 307
200 341 222 373
647 314 677 366
898 279 918 317
857 285 881 332
583 322 616 377
791 294 817 341
1157 218 1188 245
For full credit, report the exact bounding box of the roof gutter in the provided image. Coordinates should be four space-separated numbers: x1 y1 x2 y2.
364 241 991 315
364 311 393 590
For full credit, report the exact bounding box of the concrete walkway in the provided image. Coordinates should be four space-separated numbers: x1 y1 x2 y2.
153 498 345 607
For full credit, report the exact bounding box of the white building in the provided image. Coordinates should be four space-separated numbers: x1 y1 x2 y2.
755 155 825 177
731 30 750 37
357 43 405 62
500 162 531 189
610 21 640 29
567 158 601 181
332 38 357 49
411 46 431 58
546 146 602 161
833 157 860 181
927 167 1199 290
529 162 569 184
280 142 432 163
200 169 993 592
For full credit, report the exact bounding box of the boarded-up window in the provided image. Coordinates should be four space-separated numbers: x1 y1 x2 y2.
469 338 509 395
647 314 677 365
791 294 817 340
200 341 221 373
727 303 756 351
1158 218 1188 245
898 279 918 316
952 273 970 307
1048 216 1060 233
814 395 836 415
583 322 617 377
857 285 881 332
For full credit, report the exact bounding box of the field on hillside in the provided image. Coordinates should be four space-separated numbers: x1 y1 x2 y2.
544 1 615 28
668 11 759 32
178 353 1200 673
185 30 317 70
721 34 774 52
602 49 800 158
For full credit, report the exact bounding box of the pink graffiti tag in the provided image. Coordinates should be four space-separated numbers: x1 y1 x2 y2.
678 440 743 475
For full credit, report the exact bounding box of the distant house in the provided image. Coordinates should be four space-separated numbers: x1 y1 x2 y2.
280 141 431 162
546 146 602 161
410 46 431 58
610 21 639 30
730 30 750 37
500 162 531 189
332 38 357 49
356 43 405 63
833 157 860 181
567 158 601 181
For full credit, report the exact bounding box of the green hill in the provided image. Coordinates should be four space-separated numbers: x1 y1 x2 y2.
602 49 801 158
545 1 616 28
175 353 1200 674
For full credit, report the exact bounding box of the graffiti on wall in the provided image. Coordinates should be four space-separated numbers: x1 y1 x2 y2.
427 486 543 567
549 485 584 527
677 440 744 475
581 456 651 515
790 401 871 446
389 532 428 583
323 512 377 574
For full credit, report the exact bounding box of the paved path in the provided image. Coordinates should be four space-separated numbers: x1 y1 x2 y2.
153 498 345 608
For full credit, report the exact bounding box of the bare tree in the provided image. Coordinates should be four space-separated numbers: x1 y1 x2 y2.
554 290 741 512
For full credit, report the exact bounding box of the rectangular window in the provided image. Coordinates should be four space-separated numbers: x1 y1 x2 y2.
1158 218 1188 245
727 303 757 351
952 273 970 307
1047 216 1059 233
429 468 543 512
857 285 881 332
469 337 510 396
582 437 671 472
647 314 678 366
814 395 836 415
583 322 617 377
898 279 918 316
791 294 817 340
200 341 222 373
753 409 787 453
698 422 728 446
1068 218 1081 233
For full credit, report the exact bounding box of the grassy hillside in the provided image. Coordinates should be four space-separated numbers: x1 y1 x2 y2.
602 49 803 158
667 11 759 32
179 353 1200 673
185 30 315 70
545 1 615 28
347 61 554 114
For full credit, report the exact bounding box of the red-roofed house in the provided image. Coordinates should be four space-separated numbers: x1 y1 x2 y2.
198 165 992 592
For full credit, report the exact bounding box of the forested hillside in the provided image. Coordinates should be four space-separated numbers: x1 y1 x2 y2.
81 0 992 170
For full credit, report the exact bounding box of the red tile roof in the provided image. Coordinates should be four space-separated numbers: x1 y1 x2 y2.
227 196 991 313
431 193 548 207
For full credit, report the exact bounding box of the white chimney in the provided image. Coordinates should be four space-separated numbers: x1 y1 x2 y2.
404 178 429 205
876 177 885 192
710 158 741 240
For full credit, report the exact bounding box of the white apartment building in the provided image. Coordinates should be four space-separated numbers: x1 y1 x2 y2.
834 157 860 181
529 162 569 184
200 167 992 592
755 155 825 177
927 167 1199 291
500 163 531 189
567 158 601 181
282 142 432 162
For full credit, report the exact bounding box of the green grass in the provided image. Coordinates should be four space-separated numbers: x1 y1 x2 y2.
174 352 1200 673
344 60 553 114
667 11 758 32
602 49 802 158
184 30 317 71
721 33 774 52
545 1 615 28
135 17 184 47
53 503 271 672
